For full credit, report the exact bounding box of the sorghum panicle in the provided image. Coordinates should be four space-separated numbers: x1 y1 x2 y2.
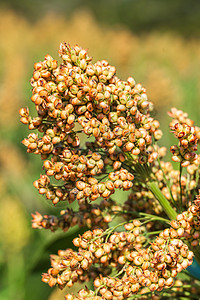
20 43 200 300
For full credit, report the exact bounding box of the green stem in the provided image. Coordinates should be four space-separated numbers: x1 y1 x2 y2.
156 155 177 208
139 212 170 223
105 221 127 243
147 181 177 220
179 163 183 210
111 209 169 224
191 166 200 201
145 230 162 236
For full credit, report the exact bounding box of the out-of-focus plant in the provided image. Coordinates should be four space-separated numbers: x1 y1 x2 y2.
19 42 200 299
1 10 200 122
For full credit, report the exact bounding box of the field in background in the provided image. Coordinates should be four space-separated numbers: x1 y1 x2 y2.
0 8 200 300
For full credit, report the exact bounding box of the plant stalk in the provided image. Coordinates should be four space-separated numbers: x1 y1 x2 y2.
147 181 177 220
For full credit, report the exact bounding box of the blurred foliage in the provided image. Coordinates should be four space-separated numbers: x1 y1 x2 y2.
1 0 200 37
0 3 200 300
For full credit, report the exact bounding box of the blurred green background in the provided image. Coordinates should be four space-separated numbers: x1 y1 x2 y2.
0 1 200 299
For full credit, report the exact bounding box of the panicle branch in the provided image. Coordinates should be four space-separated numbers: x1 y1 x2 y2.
169 108 199 167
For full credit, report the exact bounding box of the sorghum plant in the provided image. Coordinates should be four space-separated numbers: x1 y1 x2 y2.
20 43 200 299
